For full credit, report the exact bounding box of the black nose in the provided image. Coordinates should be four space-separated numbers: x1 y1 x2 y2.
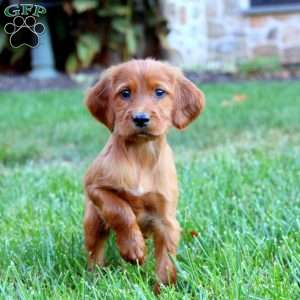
132 112 150 128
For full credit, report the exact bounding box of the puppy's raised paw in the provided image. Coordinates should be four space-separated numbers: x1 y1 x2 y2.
116 227 146 265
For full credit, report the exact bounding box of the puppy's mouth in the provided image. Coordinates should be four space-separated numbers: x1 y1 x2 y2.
129 130 158 142
136 132 153 137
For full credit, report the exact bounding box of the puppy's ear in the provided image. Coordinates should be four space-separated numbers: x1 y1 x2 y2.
85 73 114 131
172 76 205 129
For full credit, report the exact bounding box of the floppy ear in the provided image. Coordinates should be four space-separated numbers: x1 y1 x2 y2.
85 73 114 131
172 76 205 129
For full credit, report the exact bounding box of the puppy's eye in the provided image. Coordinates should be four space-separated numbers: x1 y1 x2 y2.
120 89 131 100
155 88 166 98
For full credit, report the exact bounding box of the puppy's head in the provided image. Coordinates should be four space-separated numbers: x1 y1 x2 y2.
86 59 205 141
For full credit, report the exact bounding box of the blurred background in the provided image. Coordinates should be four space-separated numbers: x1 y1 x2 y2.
1 2 300 298
0 0 300 89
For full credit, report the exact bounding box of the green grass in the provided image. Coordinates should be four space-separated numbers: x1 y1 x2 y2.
0 81 299 299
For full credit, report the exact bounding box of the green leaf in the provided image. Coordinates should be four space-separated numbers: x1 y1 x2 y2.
73 0 98 13
126 28 137 56
111 18 128 34
11 47 26 64
0 31 6 53
66 53 79 74
76 33 101 68
108 32 124 50
158 33 169 49
98 5 130 17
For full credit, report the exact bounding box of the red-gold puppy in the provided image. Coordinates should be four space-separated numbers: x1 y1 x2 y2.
83 59 205 291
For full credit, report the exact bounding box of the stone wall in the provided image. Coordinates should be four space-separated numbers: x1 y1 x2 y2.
205 0 247 71
162 0 207 69
163 0 300 71
247 14 300 64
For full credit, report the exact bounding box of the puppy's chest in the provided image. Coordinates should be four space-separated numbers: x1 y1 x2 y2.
128 184 146 197
118 157 160 196
114 155 177 204
126 174 153 196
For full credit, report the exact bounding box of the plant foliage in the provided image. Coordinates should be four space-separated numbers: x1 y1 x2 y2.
0 0 168 73
64 0 168 73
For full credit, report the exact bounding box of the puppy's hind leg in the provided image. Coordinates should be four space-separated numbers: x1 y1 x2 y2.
83 200 110 269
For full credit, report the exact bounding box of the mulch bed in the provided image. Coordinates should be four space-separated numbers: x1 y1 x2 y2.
1 68 300 91
0 73 78 91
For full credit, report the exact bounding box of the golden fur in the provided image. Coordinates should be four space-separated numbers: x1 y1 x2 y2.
83 59 205 292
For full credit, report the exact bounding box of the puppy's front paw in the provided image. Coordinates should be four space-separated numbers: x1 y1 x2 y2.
116 227 145 265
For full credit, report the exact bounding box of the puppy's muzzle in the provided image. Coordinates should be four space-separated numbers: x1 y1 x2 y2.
132 112 150 128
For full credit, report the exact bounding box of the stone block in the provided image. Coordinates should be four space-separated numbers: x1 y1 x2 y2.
267 27 278 40
282 27 300 45
274 14 291 21
282 46 300 63
223 0 240 15
207 21 226 38
179 5 187 25
216 40 236 54
253 44 279 57
250 16 271 28
206 0 220 17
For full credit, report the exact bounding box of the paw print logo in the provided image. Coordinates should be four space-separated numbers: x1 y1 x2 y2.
4 16 45 48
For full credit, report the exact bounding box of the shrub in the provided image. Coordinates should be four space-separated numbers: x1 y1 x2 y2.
0 0 168 73
238 56 282 76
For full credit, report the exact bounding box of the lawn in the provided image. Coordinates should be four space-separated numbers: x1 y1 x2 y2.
0 81 299 299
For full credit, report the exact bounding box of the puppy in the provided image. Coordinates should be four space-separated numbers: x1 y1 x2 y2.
83 59 205 291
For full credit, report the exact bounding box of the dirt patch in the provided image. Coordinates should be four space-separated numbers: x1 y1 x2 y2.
1 67 300 91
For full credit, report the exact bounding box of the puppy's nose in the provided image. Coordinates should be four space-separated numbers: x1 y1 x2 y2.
132 112 150 128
